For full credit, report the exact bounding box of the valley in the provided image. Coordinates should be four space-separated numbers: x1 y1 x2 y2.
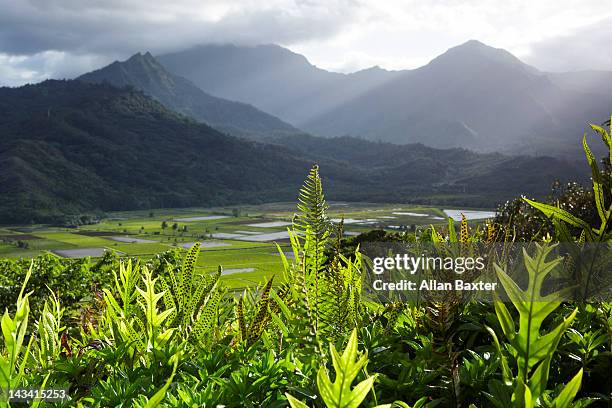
0 202 496 289
1 80 581 225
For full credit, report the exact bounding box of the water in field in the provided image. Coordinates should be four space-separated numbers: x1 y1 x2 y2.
109 236 156 244
210 230 290 242
332 218 381 225
174 215 229 222
237 231 290 242
247 221 291 228
179 241 231 249
53 248 108 258
222 267 255 275
392 212 429 217
211 232 246 239
443 209 496 220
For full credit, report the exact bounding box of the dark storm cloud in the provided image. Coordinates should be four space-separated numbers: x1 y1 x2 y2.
0 0 359 56
2 0 612 87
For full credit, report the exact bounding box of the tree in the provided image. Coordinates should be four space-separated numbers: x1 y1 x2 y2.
161 221 168 230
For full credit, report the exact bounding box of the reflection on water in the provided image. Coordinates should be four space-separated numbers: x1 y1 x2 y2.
443 209 496 220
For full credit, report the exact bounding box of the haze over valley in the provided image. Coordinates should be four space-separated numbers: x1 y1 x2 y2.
157 40 612 155
1 0 611 222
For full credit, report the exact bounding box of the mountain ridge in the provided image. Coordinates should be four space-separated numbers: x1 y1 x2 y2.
0 79 583 223
157 43 403 126
158 40 612 156
78 52 301 140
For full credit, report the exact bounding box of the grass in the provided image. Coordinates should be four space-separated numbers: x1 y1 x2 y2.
32 231 113 247
0 202 494 284
197 244 290 289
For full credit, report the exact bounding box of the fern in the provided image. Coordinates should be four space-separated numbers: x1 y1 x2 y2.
158 243 223 344
274 238 321 356
102 259 147 350
35 290 65 369
294 164 330 241
231 276 291 349
286 329 375 408
524 119 611 304
0 263 34 402
245 277 274 346
319 250 364 338
135 267 176 350
490 244 583 407
294 165 331 331
525 117 612 243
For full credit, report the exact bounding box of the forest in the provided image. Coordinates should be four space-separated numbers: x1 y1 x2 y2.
0 119 611 407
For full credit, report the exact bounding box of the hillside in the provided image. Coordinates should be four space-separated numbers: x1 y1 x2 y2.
271 134 585 200
0 80 584 224
0 80 319 223
302 41 610 155
159 41 612 156
157 44 401 126
78 52 300 140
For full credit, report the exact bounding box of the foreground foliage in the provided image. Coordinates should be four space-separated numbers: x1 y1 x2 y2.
1 121 612 407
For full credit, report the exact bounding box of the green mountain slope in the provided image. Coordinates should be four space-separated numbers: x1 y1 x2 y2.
271 134 585 202
0 80 317 223
0 80 584 224
78 52 300 140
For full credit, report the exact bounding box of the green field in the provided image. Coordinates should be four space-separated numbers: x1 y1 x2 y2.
0 202 494 288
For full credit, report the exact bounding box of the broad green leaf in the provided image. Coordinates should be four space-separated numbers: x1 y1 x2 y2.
285 393 310 408
551 368 583 408
316 329 375 408
448 217 457 243
583 135 607 224
486 326 512 385
143 354 179 408
523 199 594 240
494 244 579 404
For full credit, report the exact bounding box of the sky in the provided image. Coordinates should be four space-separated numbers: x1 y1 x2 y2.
1 0 612 86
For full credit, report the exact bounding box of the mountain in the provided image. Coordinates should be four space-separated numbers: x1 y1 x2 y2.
157 44 401 126
78 52 300 140
548 70 612 97
0 80 316 223
0 80 583 224
270 134 585 199
302 40 611 154
159 41 612 156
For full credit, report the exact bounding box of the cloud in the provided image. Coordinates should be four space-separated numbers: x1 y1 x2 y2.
0 0 365 86
293 0 612 73
0 0 360 56
1 0 612 85
0 51 113 86
522 16 612 72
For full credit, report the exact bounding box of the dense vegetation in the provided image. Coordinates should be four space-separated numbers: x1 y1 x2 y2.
0 80 313 223
0 120 610 406
78 52 301 140
0 80 583 224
